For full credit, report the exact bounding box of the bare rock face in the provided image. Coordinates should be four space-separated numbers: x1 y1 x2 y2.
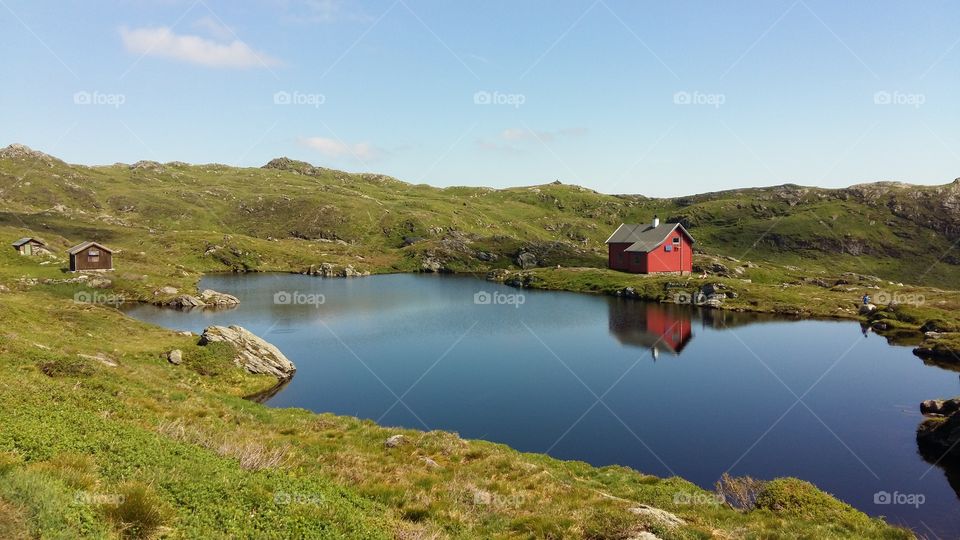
199 289 240 306
199 325 296 380
167 295 205 308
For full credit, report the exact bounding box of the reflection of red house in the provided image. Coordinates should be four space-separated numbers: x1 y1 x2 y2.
606 218 694 274
608 300 693 356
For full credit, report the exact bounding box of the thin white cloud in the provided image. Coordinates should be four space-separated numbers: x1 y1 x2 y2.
478 127 588 154
301 137 382 161
192 16 234 41
119 26 281 68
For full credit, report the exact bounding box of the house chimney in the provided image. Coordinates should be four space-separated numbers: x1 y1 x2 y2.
652 215 660 228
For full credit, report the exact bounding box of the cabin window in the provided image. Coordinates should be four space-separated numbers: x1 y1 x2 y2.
88 249 100 263
672 237 680 245
664 245 672 252
633 253 642 264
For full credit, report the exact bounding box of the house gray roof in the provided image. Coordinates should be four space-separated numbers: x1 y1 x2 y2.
67 241 113 255
605 223 694 253
12 237 45 247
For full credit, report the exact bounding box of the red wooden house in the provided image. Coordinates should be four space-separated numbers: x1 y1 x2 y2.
606 217 694 274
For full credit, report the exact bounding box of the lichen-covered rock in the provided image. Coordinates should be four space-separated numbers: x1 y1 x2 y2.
167 295 205 308
384 434 405 448
199 289 240 306
199 325 296 380
167 349 183 365
515 251 537 269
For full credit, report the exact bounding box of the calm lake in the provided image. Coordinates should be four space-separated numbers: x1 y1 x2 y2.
124 273 960 536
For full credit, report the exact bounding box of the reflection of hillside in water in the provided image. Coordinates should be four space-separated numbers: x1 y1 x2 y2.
607 299 780 358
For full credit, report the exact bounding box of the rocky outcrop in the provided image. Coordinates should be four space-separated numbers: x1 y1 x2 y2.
164 289 240 309
302 263 370 277
167 295 205 308
0 143 65 166
516 251 537 269
922 398 960 417
420 257 446 273
262 157 331 177
918 412 960 464
913 334 960 361
199 325 296 380
199 289 240 306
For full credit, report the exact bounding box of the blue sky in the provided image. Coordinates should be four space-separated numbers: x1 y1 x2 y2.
1 0 958 196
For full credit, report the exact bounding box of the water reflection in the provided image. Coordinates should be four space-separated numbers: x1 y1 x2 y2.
607 299 693 357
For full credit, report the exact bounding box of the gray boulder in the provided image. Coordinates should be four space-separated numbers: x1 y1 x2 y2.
516 251 537 269
199 325 296 380
384 434 405 448
167 349 183 365
199 289 240 306
168 295 205 308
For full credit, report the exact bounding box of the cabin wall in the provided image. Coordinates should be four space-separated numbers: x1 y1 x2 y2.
608 243 648 273
645 233 693 274
70 249 113 271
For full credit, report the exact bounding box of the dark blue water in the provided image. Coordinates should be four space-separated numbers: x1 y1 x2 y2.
123 273 960 536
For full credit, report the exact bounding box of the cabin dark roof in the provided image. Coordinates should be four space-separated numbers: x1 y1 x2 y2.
605 223 694 253
12 237 45 247
67 241 113 255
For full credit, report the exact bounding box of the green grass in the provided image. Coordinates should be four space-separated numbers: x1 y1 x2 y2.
0 288 911 538
0 147 942 537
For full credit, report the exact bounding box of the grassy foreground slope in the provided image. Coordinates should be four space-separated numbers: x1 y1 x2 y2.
0 289 909 538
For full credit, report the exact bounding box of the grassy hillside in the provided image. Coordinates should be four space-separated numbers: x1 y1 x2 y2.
1 144 958 289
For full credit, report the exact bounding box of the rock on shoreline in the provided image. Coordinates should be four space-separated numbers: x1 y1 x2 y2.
918 396 960 465
199 325 296 380
163 289 240 309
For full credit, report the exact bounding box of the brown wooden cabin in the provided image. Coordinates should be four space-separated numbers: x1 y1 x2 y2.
68 241 114 272
12 237 47 256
